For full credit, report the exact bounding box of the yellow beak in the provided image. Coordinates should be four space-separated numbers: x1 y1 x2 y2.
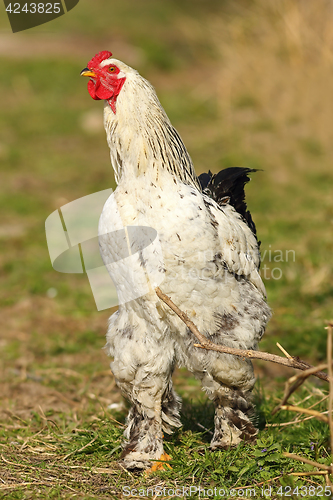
80 68 97 78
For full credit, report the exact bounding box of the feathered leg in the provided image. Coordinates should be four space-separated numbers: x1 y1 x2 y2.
175 277 270 449
120 398 164 469
189 367 258 449
107 317 181 470
161 381 182 435
209 387 257 449
177 330 259 449
117 379 181 469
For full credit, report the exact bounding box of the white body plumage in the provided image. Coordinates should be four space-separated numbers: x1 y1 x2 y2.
87 56 271 468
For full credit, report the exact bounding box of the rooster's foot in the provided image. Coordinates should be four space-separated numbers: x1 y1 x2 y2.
145 452 172 474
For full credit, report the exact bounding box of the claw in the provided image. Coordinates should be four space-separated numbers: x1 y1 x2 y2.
145 452 172 474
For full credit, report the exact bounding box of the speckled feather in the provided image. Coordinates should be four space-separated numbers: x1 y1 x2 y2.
85 54 271 468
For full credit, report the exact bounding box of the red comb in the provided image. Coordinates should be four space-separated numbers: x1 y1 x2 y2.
87 51 113 69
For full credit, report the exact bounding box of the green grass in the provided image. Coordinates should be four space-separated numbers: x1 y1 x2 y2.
1 386 331 498
1 0 333 497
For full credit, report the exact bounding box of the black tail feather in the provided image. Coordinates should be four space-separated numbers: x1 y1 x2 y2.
198 167 259 241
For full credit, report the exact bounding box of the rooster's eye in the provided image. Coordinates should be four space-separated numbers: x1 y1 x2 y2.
108 66 116 73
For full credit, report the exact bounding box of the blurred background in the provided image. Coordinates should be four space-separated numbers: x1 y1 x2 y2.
1 0 333 418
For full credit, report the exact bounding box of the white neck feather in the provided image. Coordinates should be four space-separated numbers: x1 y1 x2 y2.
103 69 200 189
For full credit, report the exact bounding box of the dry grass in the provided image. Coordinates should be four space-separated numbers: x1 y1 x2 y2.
212 1 333 151
274 323 333 492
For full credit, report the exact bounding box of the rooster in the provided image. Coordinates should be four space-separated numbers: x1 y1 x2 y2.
81 51 271 470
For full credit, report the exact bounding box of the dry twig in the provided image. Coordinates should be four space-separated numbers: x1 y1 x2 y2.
284 453 332 473
155 288 333 488
290 471 330 477
266 409 329 427
277 322 333 493
62 437 97 461
272 365 328 416
276 342 292 359
280 405 329 424
327 322 333 495
155 287 328 382
327 323 333 467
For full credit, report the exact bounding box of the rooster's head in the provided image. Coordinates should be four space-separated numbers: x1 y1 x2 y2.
81 51 126 114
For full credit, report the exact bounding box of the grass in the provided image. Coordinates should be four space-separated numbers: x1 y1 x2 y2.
1 383 332 499
1 0 333 497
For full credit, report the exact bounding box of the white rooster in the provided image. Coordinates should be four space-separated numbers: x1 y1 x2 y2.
81 51 271 470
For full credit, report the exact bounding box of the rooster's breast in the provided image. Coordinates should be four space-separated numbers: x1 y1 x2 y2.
99 178 237 312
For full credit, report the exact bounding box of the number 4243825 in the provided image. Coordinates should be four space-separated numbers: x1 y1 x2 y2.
6 3 61 14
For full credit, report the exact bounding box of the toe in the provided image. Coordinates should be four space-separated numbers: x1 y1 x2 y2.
145 452 172 474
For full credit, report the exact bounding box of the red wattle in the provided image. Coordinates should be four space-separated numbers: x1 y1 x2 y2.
88 79 114 101
95 82 114 100
87 79 99 100
106 78 126 114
